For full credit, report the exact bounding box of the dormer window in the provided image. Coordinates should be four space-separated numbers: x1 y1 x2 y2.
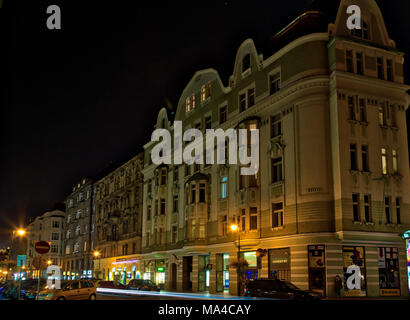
201 83 211 102
351 21 369 40
242 53 251 72
186 94 196 112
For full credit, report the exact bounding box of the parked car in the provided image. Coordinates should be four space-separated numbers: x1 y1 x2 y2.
244 279 322 300
37 279 97 300
21 279 47 300
97 281 127 290
127 279 160 292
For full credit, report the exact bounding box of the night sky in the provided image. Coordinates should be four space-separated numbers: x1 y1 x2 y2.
1 0 409 247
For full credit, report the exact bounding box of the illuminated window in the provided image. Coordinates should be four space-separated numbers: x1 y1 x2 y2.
221 177 228 199
381 148 388 175
186 94 196 112
201 83 211 101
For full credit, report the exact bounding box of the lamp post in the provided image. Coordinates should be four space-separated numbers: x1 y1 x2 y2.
230 224 241 296
9 228 26 299
93 251 101 279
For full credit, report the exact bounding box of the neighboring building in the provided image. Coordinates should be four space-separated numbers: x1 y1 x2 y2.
26 209 66 278
62 178 94 280
93 153 144 283
141 0 410 297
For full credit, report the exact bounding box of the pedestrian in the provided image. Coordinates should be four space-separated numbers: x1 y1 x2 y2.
334 275 343 298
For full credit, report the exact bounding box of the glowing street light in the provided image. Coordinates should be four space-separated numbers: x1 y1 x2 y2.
93 251 101 257
47 260 52 265
230 224 239 232
16 229 26 237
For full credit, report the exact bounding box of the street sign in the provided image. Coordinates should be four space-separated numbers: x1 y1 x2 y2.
34 241 51 255
17 255 26 267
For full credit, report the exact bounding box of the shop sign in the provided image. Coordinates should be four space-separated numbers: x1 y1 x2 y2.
378 247 400 296
157 267 165 272
343 246 366 297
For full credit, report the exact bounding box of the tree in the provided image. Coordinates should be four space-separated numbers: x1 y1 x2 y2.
229 258 249 296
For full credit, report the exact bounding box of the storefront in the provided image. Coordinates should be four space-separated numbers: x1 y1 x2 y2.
215 253 229 292
342 246 366 297
268 248 291 281
240 252 258 280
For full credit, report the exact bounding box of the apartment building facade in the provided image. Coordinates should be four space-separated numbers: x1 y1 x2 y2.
93 153 144 283
140 0 410 297
26 210 66 277
62 178 94 280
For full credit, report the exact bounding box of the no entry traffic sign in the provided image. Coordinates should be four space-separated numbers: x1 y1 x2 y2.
34 241 51 255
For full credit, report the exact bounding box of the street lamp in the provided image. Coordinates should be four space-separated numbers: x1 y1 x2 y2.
9 228 27 299
93 251 101 279
230 224 241 295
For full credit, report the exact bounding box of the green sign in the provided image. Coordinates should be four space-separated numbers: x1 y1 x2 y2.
402 230 410 240
157 267 165 272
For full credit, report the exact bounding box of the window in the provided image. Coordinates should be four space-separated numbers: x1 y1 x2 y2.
247 88 255 107
205 116 212 130
171 226 177 244
392 150 398 174
67 215 72 224
239 93 246 112
199 219 206 239
379 106 386 126
364 195 371 222
351 21 369 40
160 199 166 215
75 225 81 236
271 114 282 138
66 230 71 239
147 205 151 221
241 209 246 231
201 83 211 101
250 207 258 230
51 245 58 253
76 210 81 219
356 52 363 75
396 198 401 224
173 166 179 181
221 177 228 199
381 148 388 175
186 94 195 112
269 73 281 95
386 59 393 81
272 158 283 183
361 145 369 172
350 144 358 171
346 50 354 73
65 245 71 255
359 98 366 122
199 184 206 203
52 221 60 228
385 197 391 224
377 57 384 80
74 242 80 253
221 216 227 236
190 184 196 204
272 203 284 228
160 168 167 185
242 53 250 72
52 233 59 240
191 219 196 239
173 196 178 213
219 105 227 124
348 96 355 120
352 193 360 222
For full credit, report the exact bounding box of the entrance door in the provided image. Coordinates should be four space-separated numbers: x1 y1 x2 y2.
309 269 326 296
170 263 177 290
182 256 193 291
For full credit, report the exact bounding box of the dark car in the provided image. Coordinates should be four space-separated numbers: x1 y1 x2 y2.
21 279 47 300
244 279 322 300
127 279 160 292
97 281 127 290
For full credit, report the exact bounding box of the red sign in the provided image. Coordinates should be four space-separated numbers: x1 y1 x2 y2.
34 241 51 255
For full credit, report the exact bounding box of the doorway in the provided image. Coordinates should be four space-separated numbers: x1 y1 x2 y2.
170 263 177 290
182 256 192 291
